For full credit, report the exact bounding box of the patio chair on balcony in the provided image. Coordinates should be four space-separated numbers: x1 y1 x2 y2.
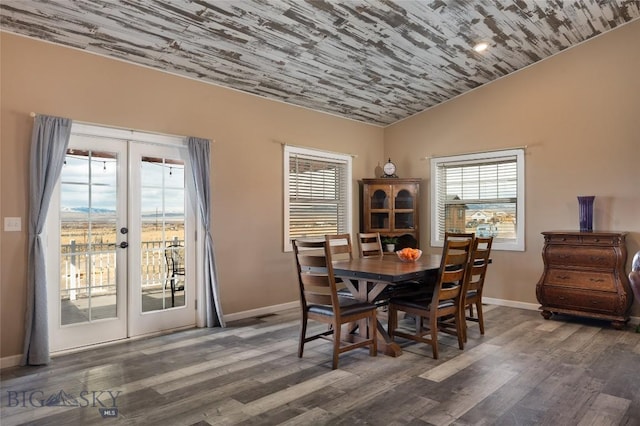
165 244 185 307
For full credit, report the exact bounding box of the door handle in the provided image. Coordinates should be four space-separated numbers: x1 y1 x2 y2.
119 241 129 249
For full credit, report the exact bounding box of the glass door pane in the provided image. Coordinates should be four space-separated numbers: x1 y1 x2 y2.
140 156 186 312
59 149 118 325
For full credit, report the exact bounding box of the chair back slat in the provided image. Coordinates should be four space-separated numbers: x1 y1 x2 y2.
445 232 475 242
360 241 382 257
305 292 333 305
445 251 470 268
298 255 328 269
300 273 331 288
439 285 461 300
358 232 383 257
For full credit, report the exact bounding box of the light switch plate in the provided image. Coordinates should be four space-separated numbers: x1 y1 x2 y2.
4 217 22 232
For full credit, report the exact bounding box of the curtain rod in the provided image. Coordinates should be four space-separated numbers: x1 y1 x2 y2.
29 112 215 143
421 145 528 160
274 139 358 158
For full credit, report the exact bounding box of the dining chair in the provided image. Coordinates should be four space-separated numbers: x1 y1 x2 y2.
357 232 383 257
165 244 185 284
438 232 475 337
293 237 377 369
462 236 493 341
387 238 473 359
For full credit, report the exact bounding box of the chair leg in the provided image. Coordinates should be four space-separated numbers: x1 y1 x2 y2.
170 274 176 307
369 314 377 357
476 301 485 335
431 319 439 359
298 314 308 358
456 313 465 350
460 308 468 343
332 320 341 370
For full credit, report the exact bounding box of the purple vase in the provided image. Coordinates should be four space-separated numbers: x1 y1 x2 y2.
577 196 595 232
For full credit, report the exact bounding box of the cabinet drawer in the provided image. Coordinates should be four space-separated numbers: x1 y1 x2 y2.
580 235 619 246
540 287 618 314
545 246 617 268
545 269 616 292
546 234 582 244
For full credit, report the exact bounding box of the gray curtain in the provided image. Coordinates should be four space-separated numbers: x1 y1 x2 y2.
187 137 225 327
22 115 73 365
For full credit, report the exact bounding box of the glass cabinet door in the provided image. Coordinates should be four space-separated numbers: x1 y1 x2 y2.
393 186 416 230
370 187 390 209
370 212 390 230
368 185 391 231
394 212 414 229
361 178 420 247
394 188 414 209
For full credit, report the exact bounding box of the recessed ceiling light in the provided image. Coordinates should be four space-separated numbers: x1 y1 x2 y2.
473 42 489 53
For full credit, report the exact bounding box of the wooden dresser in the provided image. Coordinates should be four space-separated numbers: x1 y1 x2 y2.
535 231 632 329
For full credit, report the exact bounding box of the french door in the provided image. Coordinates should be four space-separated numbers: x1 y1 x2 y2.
128 142 195 336
47 129 196 352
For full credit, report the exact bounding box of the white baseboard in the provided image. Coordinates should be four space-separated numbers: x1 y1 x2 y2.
223 301 299 323
483 297 539 311
0 354 23 369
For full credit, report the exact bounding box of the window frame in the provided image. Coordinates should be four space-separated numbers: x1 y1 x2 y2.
429 148 525 251
283 145 352 252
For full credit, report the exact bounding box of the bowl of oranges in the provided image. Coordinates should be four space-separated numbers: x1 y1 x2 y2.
396 247 422 262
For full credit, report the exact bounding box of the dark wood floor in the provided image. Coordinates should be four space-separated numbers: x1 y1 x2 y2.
2 305 640 425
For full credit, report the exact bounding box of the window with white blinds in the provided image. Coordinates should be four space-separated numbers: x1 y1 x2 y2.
284 145 352 251
430 149 525 251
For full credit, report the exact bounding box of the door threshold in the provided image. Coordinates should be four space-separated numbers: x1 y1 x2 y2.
50 325 195 358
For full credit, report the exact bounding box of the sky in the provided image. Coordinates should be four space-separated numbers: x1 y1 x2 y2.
60 153 185 215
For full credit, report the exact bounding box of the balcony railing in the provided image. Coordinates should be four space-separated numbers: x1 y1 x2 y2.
60 237 183 300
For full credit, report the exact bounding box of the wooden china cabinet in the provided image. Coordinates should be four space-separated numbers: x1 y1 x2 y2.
535 231 632 329
360 178 421 250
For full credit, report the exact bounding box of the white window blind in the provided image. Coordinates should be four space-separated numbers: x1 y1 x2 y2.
284 146 352 251
430 149 525 251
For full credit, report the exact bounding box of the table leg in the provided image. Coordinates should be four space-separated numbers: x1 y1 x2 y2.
376 320 403 357
341 278 403 357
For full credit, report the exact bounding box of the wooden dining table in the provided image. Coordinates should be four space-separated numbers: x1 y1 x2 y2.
332 254 442 357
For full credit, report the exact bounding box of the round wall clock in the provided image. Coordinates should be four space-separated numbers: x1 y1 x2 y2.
382 158 397 177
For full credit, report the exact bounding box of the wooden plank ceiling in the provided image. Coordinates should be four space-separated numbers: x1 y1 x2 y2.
1 0 638 126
